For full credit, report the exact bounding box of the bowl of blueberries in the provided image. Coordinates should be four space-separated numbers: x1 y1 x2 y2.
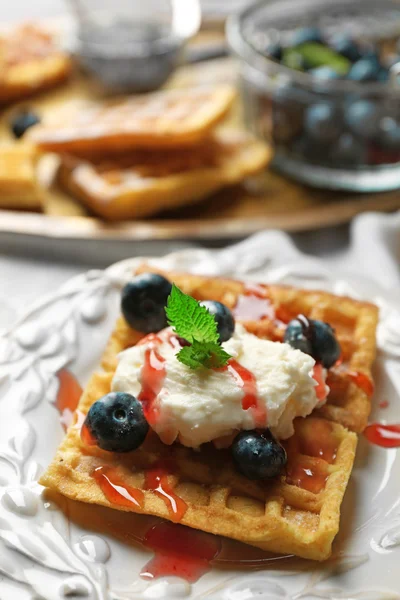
227 0 400 191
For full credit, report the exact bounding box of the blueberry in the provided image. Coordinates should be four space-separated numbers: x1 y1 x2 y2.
84 392 149 452
10 110 40 139
200 301 235 343
377 68 389 83
304 103 341 143
309 66 340 80
284 317 313 355
330 34 362 62
284 316 341 368
345 99 381 139
330 132 366 165
378 117 400 150
291 26 322 47
121 273 172 333
311 321 341 368
232 430 287 480
347 58 380 82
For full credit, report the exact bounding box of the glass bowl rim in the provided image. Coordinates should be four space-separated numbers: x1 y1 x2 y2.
226 0 400 97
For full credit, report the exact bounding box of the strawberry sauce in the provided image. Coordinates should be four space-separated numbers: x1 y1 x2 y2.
286 464 328 494
227 359 267 427
364 424 400 448
313 364 327 402
141 521 221 583
92 466 144 508
56 369 83 430
144 462 187 522
137 335 166 426
348 371 374 397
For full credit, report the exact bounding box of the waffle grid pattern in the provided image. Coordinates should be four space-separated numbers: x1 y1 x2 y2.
40 270 373 560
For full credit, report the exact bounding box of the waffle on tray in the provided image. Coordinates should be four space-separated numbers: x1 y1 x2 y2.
40 270 378 560
55 129 271 220
27 85 236 153
0 24 71 104
0 144 42 209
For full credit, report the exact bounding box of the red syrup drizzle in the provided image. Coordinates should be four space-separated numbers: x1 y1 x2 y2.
92 465 144 508
364 424 400 448
144 461 188 522
225 359 267 427
55 369 83 431
347 371 374 397
137 334 166 426
286 464 328 494
141 521 221 583
233 284 276 322
312 364 327 402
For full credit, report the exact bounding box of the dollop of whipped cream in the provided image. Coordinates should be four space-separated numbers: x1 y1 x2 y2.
112 324 327 448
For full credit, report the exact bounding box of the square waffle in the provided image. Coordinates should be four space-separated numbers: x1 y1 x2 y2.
0 24 71 104
39 270 375 560
0 144 42 209
55 129 270 220
28 85 236 154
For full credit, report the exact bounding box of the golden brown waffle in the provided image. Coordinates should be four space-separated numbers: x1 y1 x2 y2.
40 368 356 561
39 269 373 560
55 129 270 220
28 85 236 153
127 268 379 432
0 144 42 209
0 24 71 104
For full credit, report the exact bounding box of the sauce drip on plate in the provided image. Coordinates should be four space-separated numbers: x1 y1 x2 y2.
141 521 221 583
364 423 400 448
56 369 82 430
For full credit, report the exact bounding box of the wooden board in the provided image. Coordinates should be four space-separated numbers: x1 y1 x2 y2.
1 34 400 242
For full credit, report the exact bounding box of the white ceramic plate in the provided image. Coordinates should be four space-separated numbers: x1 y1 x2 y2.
1 240 400 600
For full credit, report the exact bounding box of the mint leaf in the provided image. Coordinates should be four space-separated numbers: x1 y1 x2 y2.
165 284 232 369
177 341 231 370
166 284 219 344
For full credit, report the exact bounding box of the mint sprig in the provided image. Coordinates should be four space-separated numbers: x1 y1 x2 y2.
165 284 231 369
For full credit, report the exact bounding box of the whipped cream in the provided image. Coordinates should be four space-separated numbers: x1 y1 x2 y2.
111 324 327 448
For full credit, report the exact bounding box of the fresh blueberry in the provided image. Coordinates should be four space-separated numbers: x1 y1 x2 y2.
267 43 283 61
378 117 400 150
10 110 40 139
347 58 380 82
311 321 341 368
304 103 341 143
200 300 235 343
284 317 313 355
232 430 287 480
272 85 310 143
84 392 149 452
345 99 382 139
330 132 366 165
291 26 322 46
285 316 341 368
330 34 361 62
121 273 172 333
309 66 340 80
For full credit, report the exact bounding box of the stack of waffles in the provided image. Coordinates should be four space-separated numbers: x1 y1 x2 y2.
23 85 270 219
0 24 71 210
40 269 379 561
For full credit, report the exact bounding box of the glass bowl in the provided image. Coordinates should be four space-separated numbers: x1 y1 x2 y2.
227 0 400 192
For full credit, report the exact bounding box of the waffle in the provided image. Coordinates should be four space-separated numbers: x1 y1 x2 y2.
127 268 379 433
0 24 71 104
0 144 42 209
28 85 236 153
39 270 372 560
55 129 270 220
